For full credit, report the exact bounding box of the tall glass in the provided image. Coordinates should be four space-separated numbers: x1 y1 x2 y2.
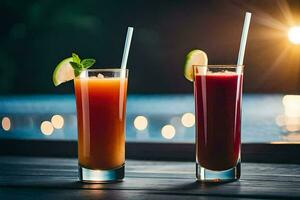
74 69 128 183
194 65 243 182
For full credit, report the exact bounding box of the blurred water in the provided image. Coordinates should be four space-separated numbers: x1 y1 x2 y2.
0 94 294 143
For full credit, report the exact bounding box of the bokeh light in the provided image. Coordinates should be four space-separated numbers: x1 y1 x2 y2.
134 116 148 131
282 95 300 117
181 113 195 127
51 115 64 129
288 26 300 45
1 117 11 131
286 124 300 132
276 95 300 133
161 124 176 139
40 121 54 135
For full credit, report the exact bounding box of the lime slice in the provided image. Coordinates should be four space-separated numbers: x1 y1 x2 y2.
184 50 208 81
52 57 74 86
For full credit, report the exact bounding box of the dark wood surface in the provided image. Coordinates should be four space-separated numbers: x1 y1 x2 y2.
0 157 300 199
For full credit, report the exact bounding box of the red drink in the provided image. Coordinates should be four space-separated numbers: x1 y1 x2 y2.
194 67 243 174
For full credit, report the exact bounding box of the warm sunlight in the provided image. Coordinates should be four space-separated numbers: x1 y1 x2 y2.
288 26 300 45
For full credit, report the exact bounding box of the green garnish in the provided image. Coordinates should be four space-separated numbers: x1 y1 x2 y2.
184 49 208 81
70 53 96 76
52 53 96 86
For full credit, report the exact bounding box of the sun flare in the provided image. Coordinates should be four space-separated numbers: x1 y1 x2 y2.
288 26 300 45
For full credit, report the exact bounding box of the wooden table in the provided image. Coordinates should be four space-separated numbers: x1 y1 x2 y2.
0 156 300 199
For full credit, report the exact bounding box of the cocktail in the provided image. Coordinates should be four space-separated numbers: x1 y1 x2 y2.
194 65 243 181
75 69 128 182
183 13 251 181
52 27 133 182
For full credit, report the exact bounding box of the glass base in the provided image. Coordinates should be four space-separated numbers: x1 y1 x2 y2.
79 164 124 183
196 162 240 182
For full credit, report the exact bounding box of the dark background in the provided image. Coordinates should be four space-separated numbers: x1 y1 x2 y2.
0 0 300 95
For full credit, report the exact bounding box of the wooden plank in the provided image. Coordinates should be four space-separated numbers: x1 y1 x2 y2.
0 188 256 200
2 156 300 177
1 175 300 199
0 157 300 199
1 157 300 182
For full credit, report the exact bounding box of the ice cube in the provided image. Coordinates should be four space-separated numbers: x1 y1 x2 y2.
97 73 104 78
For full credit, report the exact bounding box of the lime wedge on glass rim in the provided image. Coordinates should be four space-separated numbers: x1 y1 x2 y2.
52 57 75 86
52 53 96 86
184 50 208 81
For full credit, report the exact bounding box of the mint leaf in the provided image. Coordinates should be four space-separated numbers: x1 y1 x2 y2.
72 53 81 64
81 59 96 69
66 54 96 78
74 69 81 77
69 61 82 70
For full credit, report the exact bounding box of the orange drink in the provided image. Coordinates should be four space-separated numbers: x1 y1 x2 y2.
74 69 128 182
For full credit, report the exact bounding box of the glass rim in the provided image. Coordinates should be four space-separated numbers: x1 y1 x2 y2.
81 68 128 72
75 68 128 79
193 65 244 68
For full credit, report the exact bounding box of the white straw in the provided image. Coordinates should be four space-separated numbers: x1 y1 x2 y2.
237 12 252 71
121 27 134 71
